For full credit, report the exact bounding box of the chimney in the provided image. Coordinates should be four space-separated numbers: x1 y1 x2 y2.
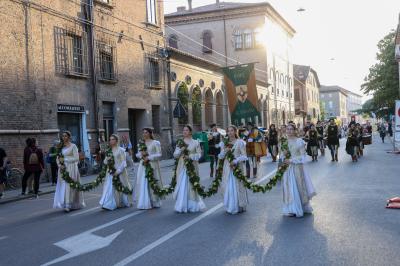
177 6 186 12
188 0 192 11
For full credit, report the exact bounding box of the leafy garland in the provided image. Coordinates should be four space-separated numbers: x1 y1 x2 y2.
58 144 132 195
221 137 291 193
176 139 223 198
137 140 176 197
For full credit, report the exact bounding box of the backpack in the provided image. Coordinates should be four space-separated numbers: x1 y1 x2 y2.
28 149 39 165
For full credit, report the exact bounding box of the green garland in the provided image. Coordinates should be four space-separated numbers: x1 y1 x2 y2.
176 139 223 198
138 140 176 197
220 137 291 193
58 145 132 195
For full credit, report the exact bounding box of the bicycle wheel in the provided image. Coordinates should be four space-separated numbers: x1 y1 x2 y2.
6 168 23 189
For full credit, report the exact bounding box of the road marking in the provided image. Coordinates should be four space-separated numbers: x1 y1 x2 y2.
0 236 8 241
41 210 145 266
69 206 101 217
114 170 277 266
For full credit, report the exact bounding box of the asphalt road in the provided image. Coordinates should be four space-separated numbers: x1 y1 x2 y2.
1 135 399 266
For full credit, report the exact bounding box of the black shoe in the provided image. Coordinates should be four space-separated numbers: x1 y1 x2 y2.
20 192 26 196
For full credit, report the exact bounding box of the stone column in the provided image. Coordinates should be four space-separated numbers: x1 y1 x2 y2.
201 102 207 131
188 101 193 127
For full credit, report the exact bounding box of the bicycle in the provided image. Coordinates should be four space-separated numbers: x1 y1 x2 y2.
5 164 23 190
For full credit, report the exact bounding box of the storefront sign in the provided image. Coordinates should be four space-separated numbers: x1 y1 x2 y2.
57 104 85 113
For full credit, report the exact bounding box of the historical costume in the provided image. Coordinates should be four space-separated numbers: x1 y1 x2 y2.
99 146 132 210
245 125 266 178
346 127 359 162
316 123 325 155
135 140 163 209
282 138 316 217
219 139 248 214
53 144 85 210
356 124 364 157
327 122 340 162
306 128 319 162
207 125 221 178
173 138 206 213
268 125 279 162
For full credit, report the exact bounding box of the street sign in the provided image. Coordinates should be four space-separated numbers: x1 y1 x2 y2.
173 100 187 118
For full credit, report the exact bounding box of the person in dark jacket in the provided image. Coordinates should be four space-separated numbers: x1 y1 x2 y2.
21 138 44 198
207 123 221 178
48 139 60 185
268 124 278 162
306 124 319 162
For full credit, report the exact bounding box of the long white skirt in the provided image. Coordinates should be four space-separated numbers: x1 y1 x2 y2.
174 169 206 213
136 170 161 209
282 165 316 217
224 171 240 214
53 179 85 210
99 174 130 210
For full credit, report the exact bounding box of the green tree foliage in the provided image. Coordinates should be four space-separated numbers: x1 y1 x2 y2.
192 86 202 125
177 83 189 124
319 101 326 121
361 31 399 117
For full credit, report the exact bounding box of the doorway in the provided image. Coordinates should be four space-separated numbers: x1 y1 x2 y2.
58 112 82 150
128 109 146 160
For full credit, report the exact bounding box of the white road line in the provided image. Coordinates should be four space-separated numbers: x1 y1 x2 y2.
113 170 277 266
69 206 101 217
0 236 8 241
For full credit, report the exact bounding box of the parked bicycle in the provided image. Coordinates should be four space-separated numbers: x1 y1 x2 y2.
5 162 23 190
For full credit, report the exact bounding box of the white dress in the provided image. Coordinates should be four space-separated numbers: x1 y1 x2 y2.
219 139 249 214
135 140 163 209
282 138 316 217
99 147 132 210
53 144 85 210
173 139 206 213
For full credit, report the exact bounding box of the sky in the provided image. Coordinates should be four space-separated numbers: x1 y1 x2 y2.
163 0 400 102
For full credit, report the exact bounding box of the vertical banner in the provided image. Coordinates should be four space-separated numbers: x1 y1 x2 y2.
222 63 260 126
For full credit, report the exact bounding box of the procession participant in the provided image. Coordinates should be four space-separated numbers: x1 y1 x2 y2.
346 124 359 162
99 134 132 210
316 121 325 156
306 124 319 162
282 124 316 218
135 128 163 210
356 123 364 157
218 126 248 214
327 119 340 162
53 131 85 212
207 123 221 179
277 124 287 167
173 125 206 213
268 124 279 162
348 116 356 128
246 124 266 178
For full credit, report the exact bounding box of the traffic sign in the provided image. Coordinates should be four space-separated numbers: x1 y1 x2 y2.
173 100 187 118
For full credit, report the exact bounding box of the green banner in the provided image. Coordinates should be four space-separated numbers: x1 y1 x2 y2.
223 63 260 126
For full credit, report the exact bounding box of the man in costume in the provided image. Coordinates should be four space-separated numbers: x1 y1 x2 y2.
327 118 340 162
207 123 221 179
245 122 266 178
316 120 325 156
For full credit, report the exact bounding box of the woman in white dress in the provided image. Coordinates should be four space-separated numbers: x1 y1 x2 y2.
173 125 206 213
219 126 248 214
135 128 163 209
53 131 85 212
282 124 316 218
99 134 132 210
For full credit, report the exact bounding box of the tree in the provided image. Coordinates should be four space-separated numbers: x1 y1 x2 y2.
319 101 326 121
361 31 399 118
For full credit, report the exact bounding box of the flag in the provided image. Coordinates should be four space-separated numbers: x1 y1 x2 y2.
222 63 260 126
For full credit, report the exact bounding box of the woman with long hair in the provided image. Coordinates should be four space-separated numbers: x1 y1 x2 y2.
173 125 206 213
282 124 316 217
99 134 132 210
135 128 163 209
53 131 85 212
219 126 248 214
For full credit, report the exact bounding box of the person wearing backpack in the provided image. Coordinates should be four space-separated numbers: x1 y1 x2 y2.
21 138 44 198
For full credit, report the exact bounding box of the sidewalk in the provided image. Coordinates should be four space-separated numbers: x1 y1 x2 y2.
0 159 176 205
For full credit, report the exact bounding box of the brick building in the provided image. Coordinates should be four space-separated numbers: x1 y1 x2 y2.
0 0 170 166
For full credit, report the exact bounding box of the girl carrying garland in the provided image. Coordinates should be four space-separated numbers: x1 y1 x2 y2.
53 131 85 212
282 124 316 218
173 125 206 213
99 134 132 210
135 128 163 209
218 126 249 214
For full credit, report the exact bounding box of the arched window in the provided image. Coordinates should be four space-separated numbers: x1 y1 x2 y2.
168 35 178 49
234 29 242 50
192 86 202 126
243 29 253 49
202 31 212 53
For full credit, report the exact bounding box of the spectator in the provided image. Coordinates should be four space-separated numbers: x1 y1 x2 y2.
48 139 60 185
21 138 44 198
0 147 7 199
